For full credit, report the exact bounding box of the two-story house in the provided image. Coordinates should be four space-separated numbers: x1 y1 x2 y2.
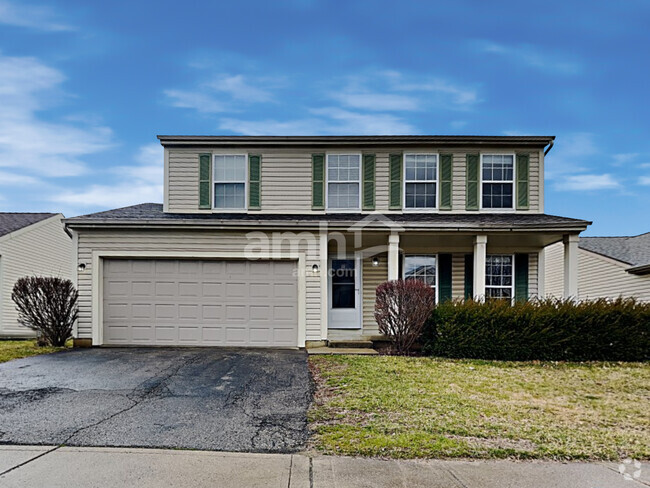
64 135 590 348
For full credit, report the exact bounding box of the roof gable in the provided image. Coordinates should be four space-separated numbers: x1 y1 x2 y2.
580 233 650 269
0 213 56 238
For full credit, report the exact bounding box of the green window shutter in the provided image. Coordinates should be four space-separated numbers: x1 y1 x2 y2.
248 154 261 210
362 154 376 210
199 153 211 209
389 153 402 209
516 153 530 210
440 154 453 210
438 253 452 303
466 154 479 211
312 154 325 210
464 253 474 300
514 253 529 301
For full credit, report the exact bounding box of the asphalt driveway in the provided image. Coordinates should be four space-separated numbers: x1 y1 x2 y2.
0 348 311 452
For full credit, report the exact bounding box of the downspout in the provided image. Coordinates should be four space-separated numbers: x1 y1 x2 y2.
544 139 555 156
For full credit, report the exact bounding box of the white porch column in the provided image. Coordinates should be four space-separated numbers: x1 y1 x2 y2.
563 234 579 298
387 233 400 281
473 235 487 301
319 229 328 340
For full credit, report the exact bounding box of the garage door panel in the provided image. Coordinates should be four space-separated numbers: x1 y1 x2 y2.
179 282 200 296
103 259 298 347
202 282 224 297
132 260 154 274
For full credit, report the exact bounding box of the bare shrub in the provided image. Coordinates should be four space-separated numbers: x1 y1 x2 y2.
374 280 436 355
11 276 78 347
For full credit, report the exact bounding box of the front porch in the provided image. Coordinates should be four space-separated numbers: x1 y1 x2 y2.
319 229 583 343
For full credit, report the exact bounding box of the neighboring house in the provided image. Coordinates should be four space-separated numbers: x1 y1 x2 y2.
545 232 650 301
64 135 590 348
0 213 73 338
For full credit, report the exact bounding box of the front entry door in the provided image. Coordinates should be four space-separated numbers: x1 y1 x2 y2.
328 257 361 329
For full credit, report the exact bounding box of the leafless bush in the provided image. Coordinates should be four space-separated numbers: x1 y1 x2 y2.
374 280 436 355
12 276 78 347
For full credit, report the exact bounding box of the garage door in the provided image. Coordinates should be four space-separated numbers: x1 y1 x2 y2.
102 259 299 347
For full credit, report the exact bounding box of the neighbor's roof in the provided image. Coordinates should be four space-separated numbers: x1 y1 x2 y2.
0 213 56 238
157 135 555 148
580 233 650 274
64 203 590 232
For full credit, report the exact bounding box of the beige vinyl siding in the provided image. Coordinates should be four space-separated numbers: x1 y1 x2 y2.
544 242 564 297
260 152 312 211
528 252 539 297
0 216 73 337
167 151 200 212
578 250 650 301
528 151 541 212
361 253 387 335
75 229 322 341
545 242 650 301
166 147 543 214
452 253 465 299
374 153 390 211
452 153 467 212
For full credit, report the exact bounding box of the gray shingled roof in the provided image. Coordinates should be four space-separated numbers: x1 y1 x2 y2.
64 203 590 231
0 213 56 238
580 233 650 271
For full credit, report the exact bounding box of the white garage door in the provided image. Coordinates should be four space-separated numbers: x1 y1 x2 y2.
102 259 299 347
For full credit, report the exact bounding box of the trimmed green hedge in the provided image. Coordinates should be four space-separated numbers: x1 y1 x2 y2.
423 298 650 361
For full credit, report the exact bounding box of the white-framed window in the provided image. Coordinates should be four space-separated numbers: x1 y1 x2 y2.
403 255 437 301
213 154 247 210
481 154 514 210
327 154 361 210
485 254 514 299
404 153 438 210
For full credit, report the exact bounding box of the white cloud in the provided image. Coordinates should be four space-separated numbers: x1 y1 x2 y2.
52 144 163 209
0 170 41 186
330 92 420 112
555 174 621 191
164 74 278 114
220 108 415 136
336 71 479 111
639 176 650 186
477 41 582 75
612 153 638 166
0 54 112 177
311 107 415 134
0 0 73 31
207 75 274 103
163 89 229 114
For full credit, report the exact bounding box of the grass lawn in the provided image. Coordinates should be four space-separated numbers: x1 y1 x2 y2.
0 340 70 364
309 356 650 460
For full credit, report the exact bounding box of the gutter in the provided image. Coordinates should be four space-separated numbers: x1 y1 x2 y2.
157 135 556 149
626 263 650 275
544 139 555 156
63 220 591 233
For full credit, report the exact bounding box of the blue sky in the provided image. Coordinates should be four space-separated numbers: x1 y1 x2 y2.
0 0 649 235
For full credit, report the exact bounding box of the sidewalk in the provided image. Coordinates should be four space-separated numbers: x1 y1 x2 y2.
0 445 647 488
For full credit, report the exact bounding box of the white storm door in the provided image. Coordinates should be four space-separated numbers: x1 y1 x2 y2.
327 256 361 329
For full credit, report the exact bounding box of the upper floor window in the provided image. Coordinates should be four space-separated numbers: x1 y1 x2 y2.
327 154 361 210
404 154 437 209
404 254 437 299
214 155 246 210
481 154 514 209
485 254 513 299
